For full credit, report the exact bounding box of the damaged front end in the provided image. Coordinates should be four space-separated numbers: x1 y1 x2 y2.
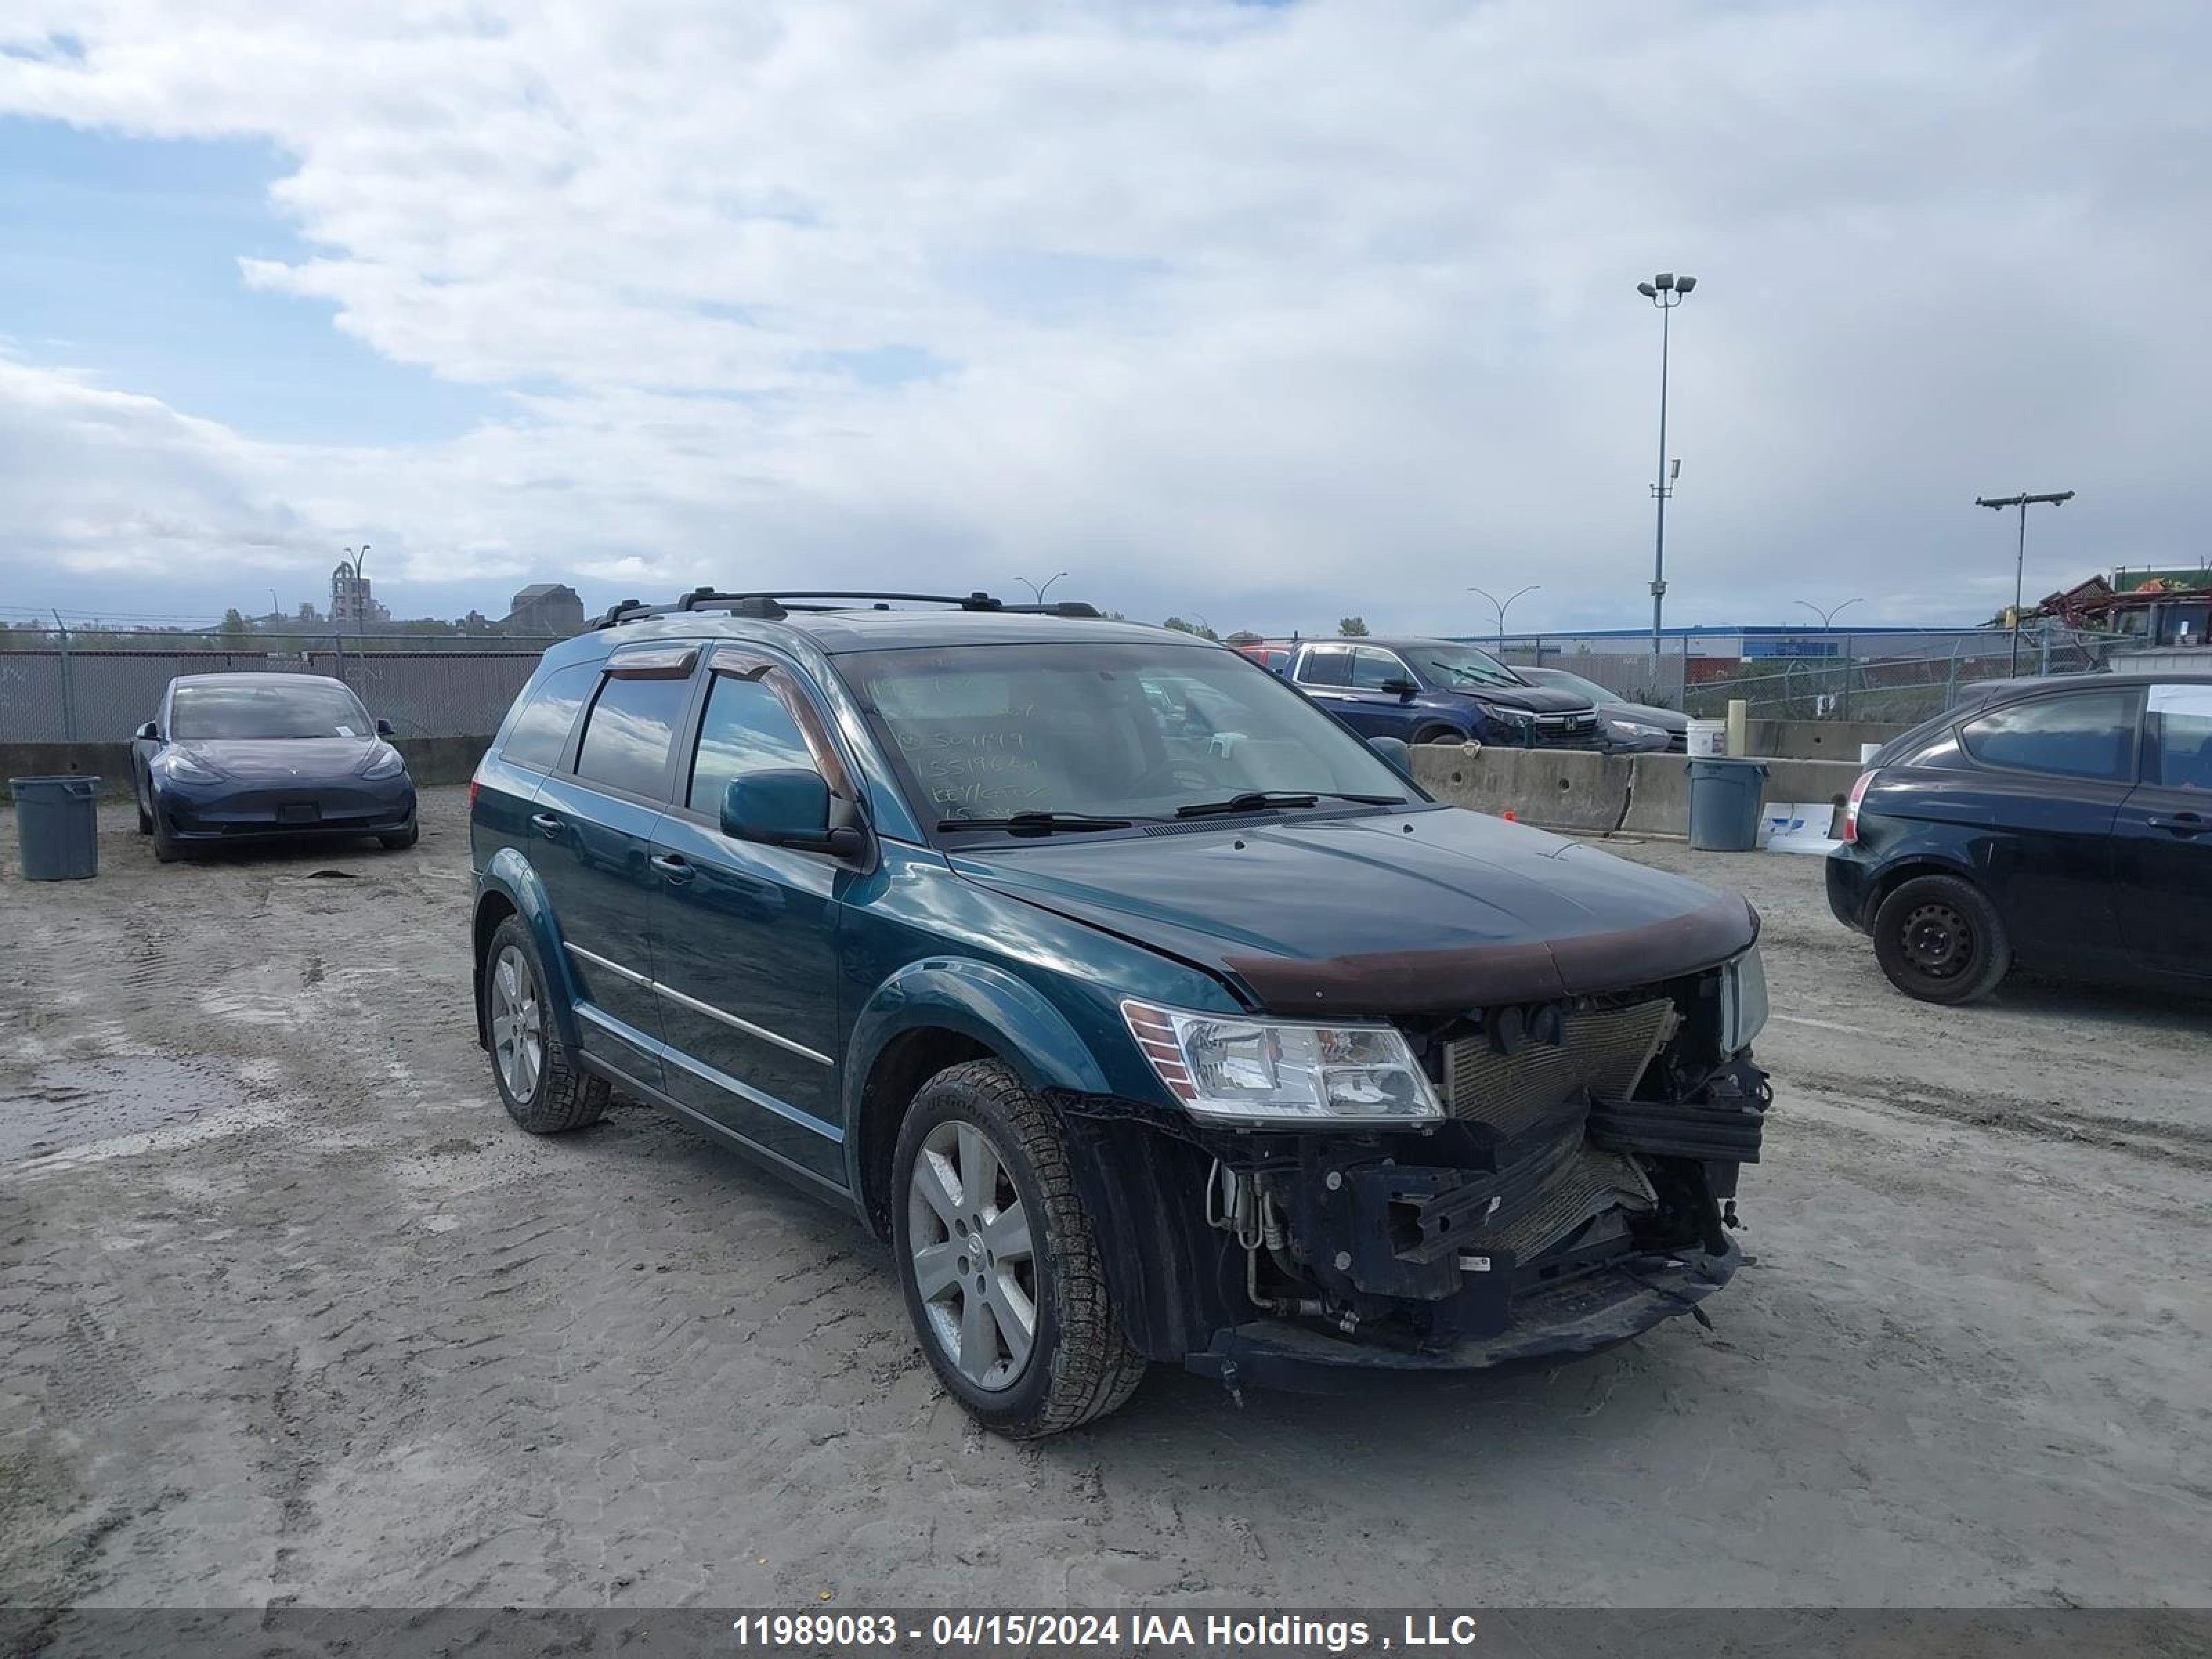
1065 949 1771 1391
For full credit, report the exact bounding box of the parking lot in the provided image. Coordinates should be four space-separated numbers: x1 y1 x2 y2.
3 785 2207 1611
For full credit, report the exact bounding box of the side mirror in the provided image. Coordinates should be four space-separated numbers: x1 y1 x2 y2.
1379 676 1419 701
375 718 395 738
721 769 866 857
135 721 160 742
1368 735 1413 769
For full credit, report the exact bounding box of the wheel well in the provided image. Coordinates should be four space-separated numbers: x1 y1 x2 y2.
1412 723 1461 745
1868 859 1972 922
471 893 518 1047
857 1027 997 1241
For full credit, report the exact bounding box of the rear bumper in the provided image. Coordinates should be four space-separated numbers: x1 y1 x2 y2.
1185 1240 1741 1390
1825 850 1875 932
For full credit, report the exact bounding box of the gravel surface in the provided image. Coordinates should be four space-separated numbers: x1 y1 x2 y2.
3 789 2207 1610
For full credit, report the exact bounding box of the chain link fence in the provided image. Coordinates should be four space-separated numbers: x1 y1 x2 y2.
1477 626 2120 726
0 632 566 743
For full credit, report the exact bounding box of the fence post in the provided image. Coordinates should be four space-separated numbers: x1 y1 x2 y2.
332 630 346 684
53 613 77 742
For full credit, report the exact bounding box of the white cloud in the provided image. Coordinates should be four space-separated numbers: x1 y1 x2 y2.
1 0 2208 630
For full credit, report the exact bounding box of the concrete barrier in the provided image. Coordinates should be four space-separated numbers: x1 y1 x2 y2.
1411 744 1633 832
1741 719 1909 762
1620 752 1862 838
2 735 494 801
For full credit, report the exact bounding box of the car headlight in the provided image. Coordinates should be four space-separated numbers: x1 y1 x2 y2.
359 743 407 780
1121 999 1443 1127
153 749 224 784
1718 946 1770 1055
1472 700 1536 727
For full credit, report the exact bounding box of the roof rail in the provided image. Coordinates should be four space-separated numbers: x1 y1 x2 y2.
593 590 1101 630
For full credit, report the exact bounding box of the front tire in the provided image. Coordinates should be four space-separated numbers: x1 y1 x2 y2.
379 812 420 850
892 1060 1146 1438
152 816 181 863
483 916 608 1132
1873 874 2011 1004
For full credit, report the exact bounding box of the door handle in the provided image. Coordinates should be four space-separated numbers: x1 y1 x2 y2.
650 852 695 884
2146 812 2205 837
529 812 563 840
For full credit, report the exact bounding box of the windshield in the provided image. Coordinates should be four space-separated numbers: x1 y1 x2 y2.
1533 668 1622 706
834 641 1416 832
170 681 373 740
1413 645 1524 691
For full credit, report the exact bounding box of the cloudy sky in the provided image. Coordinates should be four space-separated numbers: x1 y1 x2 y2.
1 1 2206 637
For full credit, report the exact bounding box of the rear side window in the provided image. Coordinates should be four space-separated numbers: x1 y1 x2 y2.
499 663 599 772
1297 648 1352 688
687 672 818 814
2148 684 2212 791
1960 688 2138 782
575 674 691 798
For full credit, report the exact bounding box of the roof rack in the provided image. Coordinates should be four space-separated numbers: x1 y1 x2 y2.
592 589 1103 630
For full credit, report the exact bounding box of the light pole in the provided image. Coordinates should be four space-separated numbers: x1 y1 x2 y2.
1467 584 1540 647
1636 272 1697 655
1015 571 1068 605
1974 491 2074 675
1794 597 1863 630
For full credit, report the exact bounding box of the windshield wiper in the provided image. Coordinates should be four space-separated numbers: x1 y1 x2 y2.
1174 790 1405 819
936 811 1138 836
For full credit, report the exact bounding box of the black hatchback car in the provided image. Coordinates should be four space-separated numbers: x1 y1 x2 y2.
1828 672 2212 1002
469 590 1772 1436
1286 637 1603 749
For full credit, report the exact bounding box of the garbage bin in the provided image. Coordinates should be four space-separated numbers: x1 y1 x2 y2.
10 775 102 881
1687 758 1768 852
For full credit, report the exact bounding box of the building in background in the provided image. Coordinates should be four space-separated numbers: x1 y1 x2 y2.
503 582 585 637
330 560 388 628
2037 565 2212 648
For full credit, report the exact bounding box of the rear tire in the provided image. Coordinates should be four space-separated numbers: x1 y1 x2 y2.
1873 874 2010 1004
892 1060 1146 1438
483 916 608 1132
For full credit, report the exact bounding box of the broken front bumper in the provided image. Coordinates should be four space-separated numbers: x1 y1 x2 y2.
1185 1239 1741 1391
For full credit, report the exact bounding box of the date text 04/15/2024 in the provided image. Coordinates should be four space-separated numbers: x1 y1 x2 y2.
729 1612 1483 1651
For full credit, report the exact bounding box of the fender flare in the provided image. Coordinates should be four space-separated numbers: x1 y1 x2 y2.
473 847 584 1051
840 957 1112 1194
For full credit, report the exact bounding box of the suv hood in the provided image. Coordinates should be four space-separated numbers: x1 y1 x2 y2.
953 807 1756 1015
1439 682 1590 715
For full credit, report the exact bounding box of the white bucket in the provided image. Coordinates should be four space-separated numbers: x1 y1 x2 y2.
1685 719 1727 758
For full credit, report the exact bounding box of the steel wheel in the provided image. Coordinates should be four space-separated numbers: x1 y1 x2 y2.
1900 900 1974 981
489 944 543 1103
906 1118 1037 1392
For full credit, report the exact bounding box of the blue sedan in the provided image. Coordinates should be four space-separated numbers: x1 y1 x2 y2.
130 673 418 863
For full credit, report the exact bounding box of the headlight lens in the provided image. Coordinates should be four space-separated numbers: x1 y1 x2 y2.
1718 946 1770 1055
1122 999 1443 1127
153 748 223 783
360 743 407 780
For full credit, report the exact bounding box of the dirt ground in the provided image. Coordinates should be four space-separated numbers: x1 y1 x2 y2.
2 787 2207 1611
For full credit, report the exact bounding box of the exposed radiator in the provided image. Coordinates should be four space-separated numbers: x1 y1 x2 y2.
1434 997 1677 1136
1483 1141 1655 1261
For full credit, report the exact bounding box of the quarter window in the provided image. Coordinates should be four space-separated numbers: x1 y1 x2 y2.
1960 689 2138 782
688 672 821 814
574 674 691 798
499 663 599 772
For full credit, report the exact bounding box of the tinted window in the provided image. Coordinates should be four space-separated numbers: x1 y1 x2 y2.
500 663 599 772
1350 648 1410 690
1297 648 1353 688
2148 684 2212 791
170 679 369 740
688 673 818 814
575 674 691 797
1960 689 2138 781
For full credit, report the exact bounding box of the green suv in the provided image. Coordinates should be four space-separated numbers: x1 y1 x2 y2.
469 590 1771 1436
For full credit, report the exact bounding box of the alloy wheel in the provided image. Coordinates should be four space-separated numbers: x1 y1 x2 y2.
489 945 543 1102
907 1119 1038 1391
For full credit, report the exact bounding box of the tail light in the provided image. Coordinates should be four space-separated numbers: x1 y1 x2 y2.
1841 769 1873 843
468 777 480 809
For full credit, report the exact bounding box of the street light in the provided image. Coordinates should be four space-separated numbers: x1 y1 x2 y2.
1015 571 1069 604
1974 491 2075 675
1794 597 1863 630
1467 583 1541 646
1636 272 1697 655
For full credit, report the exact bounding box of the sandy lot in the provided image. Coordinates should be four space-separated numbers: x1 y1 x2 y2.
2 787 2207 1611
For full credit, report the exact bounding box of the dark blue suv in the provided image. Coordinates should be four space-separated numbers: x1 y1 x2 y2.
1284 637 1604 749
469 591 1772 1436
